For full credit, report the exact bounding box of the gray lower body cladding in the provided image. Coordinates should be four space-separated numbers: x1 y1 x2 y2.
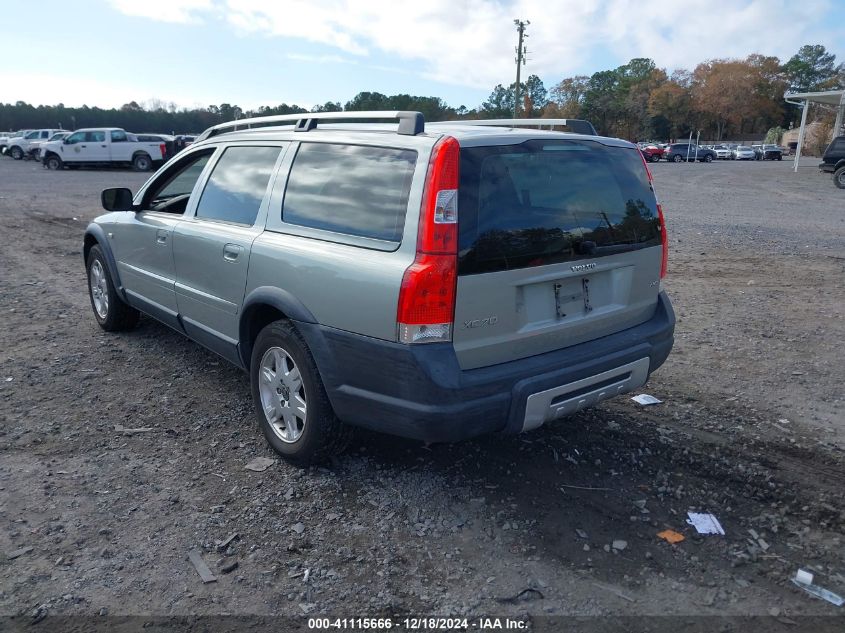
296 292 675 443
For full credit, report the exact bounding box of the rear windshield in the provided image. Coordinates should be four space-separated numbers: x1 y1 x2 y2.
458 140 660 275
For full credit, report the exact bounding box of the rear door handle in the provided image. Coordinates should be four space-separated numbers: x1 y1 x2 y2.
156 229 168 244
223 243 243 262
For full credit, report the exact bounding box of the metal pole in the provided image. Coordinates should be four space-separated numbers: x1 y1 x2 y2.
686 130 693 162
794 99 809 173
513 20 528 119
834 92 845 138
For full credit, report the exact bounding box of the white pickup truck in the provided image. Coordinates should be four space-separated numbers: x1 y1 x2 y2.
40 128 167 171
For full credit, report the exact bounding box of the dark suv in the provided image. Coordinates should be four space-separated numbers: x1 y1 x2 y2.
820 136 845 189
664 143 716 163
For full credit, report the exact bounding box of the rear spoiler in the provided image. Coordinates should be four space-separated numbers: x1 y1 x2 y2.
443 118 598 136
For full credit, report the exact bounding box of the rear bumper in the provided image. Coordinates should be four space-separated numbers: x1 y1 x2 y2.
297 292 675 443
819 162 834 173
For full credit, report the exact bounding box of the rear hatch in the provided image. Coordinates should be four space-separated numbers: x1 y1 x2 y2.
453 137 663 370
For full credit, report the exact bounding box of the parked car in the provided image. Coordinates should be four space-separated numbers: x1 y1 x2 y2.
639 143 665 163
731 146 756 161
83 112 674 464
713 144 732 159
0 131 28 154
28 131 71 160
752 144 783 161
4 129 65 159
40 128 167 171
664 143 716 162
819 135 845 189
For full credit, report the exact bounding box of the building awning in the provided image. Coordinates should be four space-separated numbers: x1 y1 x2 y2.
784 89 845 172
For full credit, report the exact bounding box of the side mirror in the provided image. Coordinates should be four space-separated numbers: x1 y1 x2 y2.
63 138 71 144
101 187 134 211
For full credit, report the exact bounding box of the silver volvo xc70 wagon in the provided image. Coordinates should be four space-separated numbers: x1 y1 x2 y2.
84 111 674 464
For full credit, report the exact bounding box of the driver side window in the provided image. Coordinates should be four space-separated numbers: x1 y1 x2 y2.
141 149 214 214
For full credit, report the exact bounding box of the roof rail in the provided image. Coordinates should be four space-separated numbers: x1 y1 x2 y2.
443 118 598 136
196 110 425 141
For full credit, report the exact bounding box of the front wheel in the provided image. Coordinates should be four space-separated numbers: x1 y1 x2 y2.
44 154 63 170
251 320 351 465
9 146 23 160
834 166 845 189
649 154 660 163
132 153 152 171
86 245 140 331
672 154 683 163
703 154 713 163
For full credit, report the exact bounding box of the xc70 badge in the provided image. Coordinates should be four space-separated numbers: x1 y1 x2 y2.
570 262 597 272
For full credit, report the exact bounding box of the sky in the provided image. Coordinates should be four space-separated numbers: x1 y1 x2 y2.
1 0 843 111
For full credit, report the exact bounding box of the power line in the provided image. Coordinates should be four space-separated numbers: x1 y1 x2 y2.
513 19 529 118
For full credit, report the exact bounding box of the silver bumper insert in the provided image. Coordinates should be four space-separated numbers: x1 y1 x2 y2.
521 357 650 432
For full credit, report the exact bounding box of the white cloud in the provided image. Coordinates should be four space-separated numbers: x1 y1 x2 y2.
107 0 843 89
107 0 214 24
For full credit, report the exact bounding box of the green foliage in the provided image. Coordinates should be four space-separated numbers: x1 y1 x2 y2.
480 75 547 118
783 44 842 92
764 126 786 144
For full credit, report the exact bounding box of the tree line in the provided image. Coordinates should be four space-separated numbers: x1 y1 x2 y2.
1 44 841 141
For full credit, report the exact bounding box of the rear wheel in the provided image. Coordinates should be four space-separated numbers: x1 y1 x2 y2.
86 245 140 331
251 320 351 465
132 153 152 171
649 154 660 163
45 154 63 170
703 154 713 163
9 146 23 160
834 166 845 189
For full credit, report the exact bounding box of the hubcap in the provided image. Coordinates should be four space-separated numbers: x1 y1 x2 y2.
258 347 306 443
89 260 109 319
838 172 845 186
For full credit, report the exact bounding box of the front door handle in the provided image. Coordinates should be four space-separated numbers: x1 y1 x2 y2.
223 243 243 262
156 229 168 244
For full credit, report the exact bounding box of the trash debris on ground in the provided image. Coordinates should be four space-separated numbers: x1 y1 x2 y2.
495 588 545 604
686 512 725 535
575 528 588 539
215 533 239 552
592 582 635 603
114 424 154 435
218 559 238 574
631 394 662 405
657 529 686 544
612 539 628 551
187 549 217 583
244 457 276 472
792 569 844 607
7 546 33 559
292 522 306 534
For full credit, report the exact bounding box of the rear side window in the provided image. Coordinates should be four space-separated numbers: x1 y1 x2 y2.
282 143 416 242
458 140 660 275
196 146 281 225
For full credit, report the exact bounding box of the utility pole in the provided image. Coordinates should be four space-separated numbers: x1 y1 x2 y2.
513 19 529 119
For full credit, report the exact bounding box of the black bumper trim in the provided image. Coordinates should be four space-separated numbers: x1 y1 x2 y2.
296 291 675 443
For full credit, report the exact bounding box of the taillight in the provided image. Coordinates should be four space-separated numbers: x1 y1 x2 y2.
397 136 459 344
640 149 667 279
160 143 167 159
657 203 668 279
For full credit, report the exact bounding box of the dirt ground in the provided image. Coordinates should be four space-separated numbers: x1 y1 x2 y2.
0 155 843 630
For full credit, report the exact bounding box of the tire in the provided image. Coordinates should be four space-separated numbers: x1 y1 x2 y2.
9 146 23 160
672 154 683 163
86 245 140 332
777 155 782 161
703 154 713 163
649 154 660 163
250 320 351 465
132 153 152 171
45 154 63 170
834 166 845 189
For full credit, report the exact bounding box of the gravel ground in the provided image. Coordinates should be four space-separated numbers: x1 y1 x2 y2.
0 156 843 629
